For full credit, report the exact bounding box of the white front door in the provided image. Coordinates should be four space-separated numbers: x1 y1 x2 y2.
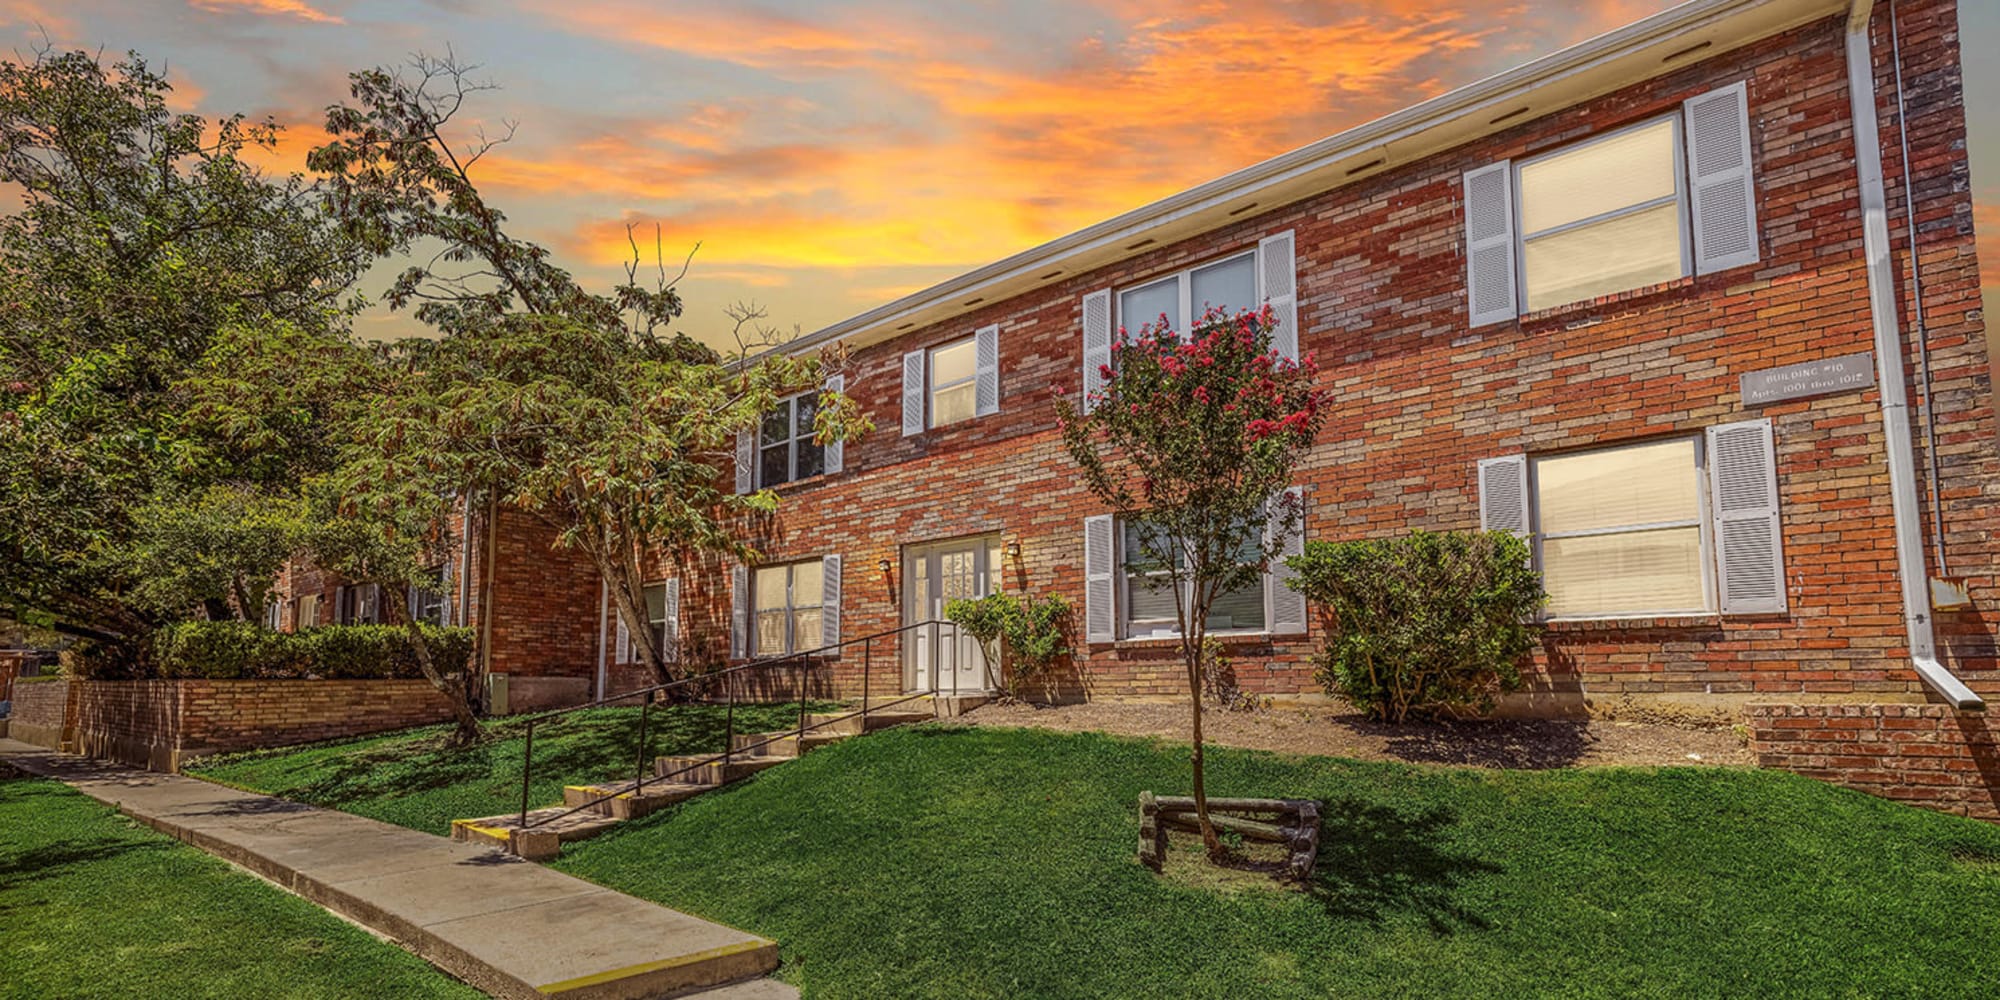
905 536 998 694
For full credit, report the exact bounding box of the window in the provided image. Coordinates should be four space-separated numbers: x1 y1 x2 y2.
263 600 284 630
297 593 319 629
409 567 450 626
928 337 977 428
336 583 382 625
1531 438 1709 618
643 581 673 652
1118 520 1267 637
1117 251 1258 339
753 560 823 656
1516 116 1689 312
759 393 824 488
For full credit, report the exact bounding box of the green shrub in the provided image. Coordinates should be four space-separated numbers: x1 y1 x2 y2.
944 592 1073 701
1286 530 1544 722
139 622 474 681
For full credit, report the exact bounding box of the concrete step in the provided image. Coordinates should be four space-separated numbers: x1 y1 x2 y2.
934 694 993 718
803 708 934 736
563 779 708 820
654 753 789 786
450 807 622 860
728 730 849 758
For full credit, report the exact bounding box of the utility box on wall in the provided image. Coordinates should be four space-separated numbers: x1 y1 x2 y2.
485 672 510 716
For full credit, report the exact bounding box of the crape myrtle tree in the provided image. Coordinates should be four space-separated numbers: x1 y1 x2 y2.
310 54 867 690
1056 306 1324 858
0 47 368 648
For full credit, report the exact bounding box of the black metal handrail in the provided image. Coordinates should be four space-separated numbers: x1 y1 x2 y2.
516 617 969 829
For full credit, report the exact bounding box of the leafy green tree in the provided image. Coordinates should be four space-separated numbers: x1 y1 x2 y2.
312 55 868 688
0 48 366 646
1056 306 1324 859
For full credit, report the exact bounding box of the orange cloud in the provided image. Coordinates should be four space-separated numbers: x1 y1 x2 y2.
189 0 343 25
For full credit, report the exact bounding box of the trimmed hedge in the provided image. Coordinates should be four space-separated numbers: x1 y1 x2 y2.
1287 529 1544 722
68 623 474 681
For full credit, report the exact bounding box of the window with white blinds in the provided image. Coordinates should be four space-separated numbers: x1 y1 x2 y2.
1517 116 1690 312
1533 438 1708 617
928 337 978 428
1118 518 1268 637
753 560 822 657
1462 82 1760 326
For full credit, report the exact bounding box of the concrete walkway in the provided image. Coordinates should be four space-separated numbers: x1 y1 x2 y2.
0 739 796 1000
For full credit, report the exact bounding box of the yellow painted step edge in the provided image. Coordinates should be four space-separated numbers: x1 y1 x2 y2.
536 938 775 994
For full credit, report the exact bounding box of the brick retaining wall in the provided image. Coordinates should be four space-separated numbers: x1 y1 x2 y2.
1746 696 2000 821
10 677 77 751
70 679 457 772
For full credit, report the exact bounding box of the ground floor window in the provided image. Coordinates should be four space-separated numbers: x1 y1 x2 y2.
297 593 319 629
754 560 823 656
1119 520 1266 637
409 566 450 626
336 583 382 625
643 581 673 651
1531 437 1708 618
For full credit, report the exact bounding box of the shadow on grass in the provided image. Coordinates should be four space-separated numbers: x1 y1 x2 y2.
1309 797 1499 934
1332 717 1596 769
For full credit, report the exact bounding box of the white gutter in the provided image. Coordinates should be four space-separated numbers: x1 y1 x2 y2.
1844 0 1982 710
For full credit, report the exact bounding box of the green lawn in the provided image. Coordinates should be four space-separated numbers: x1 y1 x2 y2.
542 725 2000 999
0 773 482 1000
189 702 825 835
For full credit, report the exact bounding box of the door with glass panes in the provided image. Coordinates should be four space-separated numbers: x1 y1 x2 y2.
904 536 999 693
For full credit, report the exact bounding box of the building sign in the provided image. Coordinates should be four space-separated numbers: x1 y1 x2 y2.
1740 352 1876 406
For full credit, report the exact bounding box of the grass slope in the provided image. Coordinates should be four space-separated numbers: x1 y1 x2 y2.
190 703 822 835
0 774 483 1000
553 725 2000 999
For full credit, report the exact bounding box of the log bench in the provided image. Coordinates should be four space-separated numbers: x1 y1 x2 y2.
1138 792 1322 881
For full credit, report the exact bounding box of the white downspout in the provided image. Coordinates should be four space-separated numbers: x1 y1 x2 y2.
1844 0 1982 710
595 577 610 702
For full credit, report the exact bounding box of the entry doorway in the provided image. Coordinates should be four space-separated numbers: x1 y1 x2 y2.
904 535 1001 694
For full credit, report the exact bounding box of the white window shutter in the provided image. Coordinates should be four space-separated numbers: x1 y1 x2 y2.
614 615 630 664
1708 419 1786 614
663 579 681 662
901 350 926 436
1462 160 1518 326
1081 289 1112 414
1266 486 1308 636
1685 81 1760 275
1083 515 1117 642
974 324 1001 416
734 430 755 494
821 554 842 655
1256 230 1299 361
730 563 749 659
1477 455 1530 538
822 375 845 475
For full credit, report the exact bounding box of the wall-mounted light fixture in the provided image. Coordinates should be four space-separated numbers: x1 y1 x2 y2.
1006 539 1023 562
877 557 895 601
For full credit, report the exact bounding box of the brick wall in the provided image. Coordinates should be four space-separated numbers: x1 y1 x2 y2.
635 0 1998 711
71 679 456 772
10 678 76 751
1746 699 2000 821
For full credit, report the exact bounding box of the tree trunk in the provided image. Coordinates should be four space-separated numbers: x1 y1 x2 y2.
476 492 498 708
1187 635 1221 858
386 589 481 746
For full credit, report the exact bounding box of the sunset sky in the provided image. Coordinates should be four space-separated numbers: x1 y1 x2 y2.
7 0 1997 346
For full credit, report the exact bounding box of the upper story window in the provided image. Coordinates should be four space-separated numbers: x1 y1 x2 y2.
928 337 978 428
759 392 824 488
901 326 999 436
1117 251 1257 338
1464 82 1760 326
1081 232 1296 414
1517 116 1688 312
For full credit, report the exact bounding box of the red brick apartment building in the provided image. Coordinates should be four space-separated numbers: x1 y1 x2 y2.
278 0 2000 815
